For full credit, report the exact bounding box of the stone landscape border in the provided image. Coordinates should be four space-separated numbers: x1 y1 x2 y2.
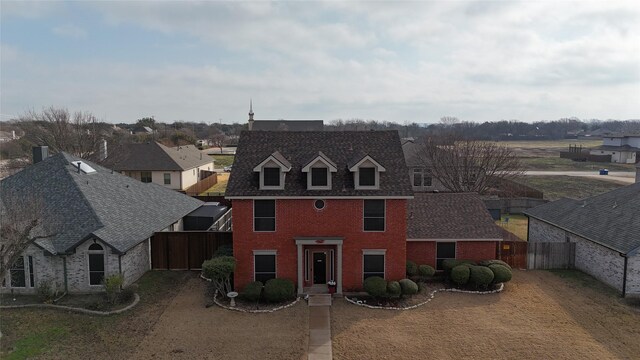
0 293 140 316
345 283 505 310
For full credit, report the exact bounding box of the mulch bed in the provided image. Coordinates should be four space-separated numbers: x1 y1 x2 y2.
203 282 296 311
0 291 136 312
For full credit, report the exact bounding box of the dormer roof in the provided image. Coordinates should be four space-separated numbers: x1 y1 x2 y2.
302 151 338 172
348 154 386 172
253 151 292 172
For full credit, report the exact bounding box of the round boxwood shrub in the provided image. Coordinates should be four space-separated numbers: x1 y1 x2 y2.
364 276 387 298
387 281 401 298
263 278 295 302
488 264 512 284
242 281 263 301
479 259 512 270
406 261 418 277
418 265 436 277
451 265 470 286
469 266 495 289
442 259 476 274
399 279 419 296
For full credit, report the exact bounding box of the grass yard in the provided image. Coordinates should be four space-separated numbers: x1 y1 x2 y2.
200 172 229 195
518 175 625 201
331 270 640 360
495 214 528 240
519 157 635 171
498 139 601 158
211 154 234 168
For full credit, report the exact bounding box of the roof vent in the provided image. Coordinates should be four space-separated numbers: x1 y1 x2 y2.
74 161 96 174
612 201 618 209
581 200 587 208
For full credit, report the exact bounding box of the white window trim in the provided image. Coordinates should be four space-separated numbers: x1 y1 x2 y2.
7 255 29 288
260 165 286 190
253 199 276 232
303 157 338 191
362 249 386 281
363 199 386 232
349 156 386 190
163 172 171 185
87 242 107 287
253 250 277 282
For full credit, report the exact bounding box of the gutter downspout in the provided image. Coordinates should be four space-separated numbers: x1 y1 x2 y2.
621 254 628 298
63 256 69 293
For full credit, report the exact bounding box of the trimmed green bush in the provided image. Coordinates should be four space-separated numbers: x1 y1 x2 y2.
488 264 512 284
442 259 476 274
418 265 436 277
451 265 470 285
213 244 233 258
469 266 495 289
479 259 512 270
399 279 419 296
406 261 418 277
202 256 236 280
364 276 388 298
242 281 263 301
103 274 125 305
263 278 295 302
387 281 402 298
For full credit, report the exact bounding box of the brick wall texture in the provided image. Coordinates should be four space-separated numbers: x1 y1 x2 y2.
407 241 497 268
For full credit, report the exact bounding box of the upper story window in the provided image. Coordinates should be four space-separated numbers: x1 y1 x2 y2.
363 199 385 231
141 171 152 183
164 173 171 185
412 168 433 187
302 152 337 190
349 155 386 190
253 151 291 190
254 200 276 232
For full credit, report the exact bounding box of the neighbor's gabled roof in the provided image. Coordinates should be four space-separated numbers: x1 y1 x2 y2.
0 152 203 254
226 130 413 197
251 120 324 131
524 182 640 255
104 142 213 171
407 193 502 240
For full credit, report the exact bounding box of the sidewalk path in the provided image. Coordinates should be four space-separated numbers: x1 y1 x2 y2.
308 295 333 360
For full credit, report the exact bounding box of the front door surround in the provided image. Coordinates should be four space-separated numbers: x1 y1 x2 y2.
295 237 343 294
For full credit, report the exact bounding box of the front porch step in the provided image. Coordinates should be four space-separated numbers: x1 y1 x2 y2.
308 294 332 307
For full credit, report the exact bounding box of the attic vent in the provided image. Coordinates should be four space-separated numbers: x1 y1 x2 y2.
75 161 96 174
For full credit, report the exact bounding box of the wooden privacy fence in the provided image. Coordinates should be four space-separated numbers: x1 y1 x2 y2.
497 240 528 269
151 231 232 270
185 173 218 196
527 242 575 270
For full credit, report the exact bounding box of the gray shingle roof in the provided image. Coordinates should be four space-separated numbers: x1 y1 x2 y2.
0 153 202 254
524 182 640 255
407 193 502 240
104 142 213 171
226 131 413 197
251 120 323 131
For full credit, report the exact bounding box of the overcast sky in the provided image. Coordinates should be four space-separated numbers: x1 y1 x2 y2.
1 1 639 124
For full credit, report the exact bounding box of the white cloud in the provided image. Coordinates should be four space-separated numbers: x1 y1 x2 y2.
52 24 87 39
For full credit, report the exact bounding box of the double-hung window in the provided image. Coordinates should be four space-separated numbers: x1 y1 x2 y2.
10 257 26 287
363 200 385 231
359 167 376 187
311 167 328 187
412 169 423 187
254 252 276 283
363 251 385 280
141 171 152 183
254 200 276 232
163 173 171 185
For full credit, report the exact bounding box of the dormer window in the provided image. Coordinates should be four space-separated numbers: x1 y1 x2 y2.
253 151 291 190
349 155 386 190
302 151 337 190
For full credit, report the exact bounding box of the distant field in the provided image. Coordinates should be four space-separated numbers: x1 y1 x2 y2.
517 175 624 201
211 155 234 167
496 214 528 241
497 139 601 158
519 157 635 171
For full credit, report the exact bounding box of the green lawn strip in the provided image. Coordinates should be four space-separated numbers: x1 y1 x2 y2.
5 325 69 360
517 175 624 201
211 155 234 167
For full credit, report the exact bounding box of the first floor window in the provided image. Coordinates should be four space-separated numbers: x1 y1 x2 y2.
28 256 34 287
141 171 152 183
88 243 105 285
163 173 171 185
254 200 276 231
364 199 385 231
363 252 385 280
10 256 26 287
436 242 456 270
254 253 276 283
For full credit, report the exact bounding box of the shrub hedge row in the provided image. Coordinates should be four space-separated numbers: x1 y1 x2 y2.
240 278 295 303
364 276 419 298
444 259 513 289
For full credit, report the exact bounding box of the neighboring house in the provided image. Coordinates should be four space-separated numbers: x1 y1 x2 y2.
589 134 640 164
0 130 19 142
524 183 640 297
401 138 449 192
407 193 502 270
636 162 640 183
246 102 323 131
103 142 215 190
132 126 155 135
226 130 413 294
0 152 202 294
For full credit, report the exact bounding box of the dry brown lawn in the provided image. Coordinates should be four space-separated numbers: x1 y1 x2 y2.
331 270 640 360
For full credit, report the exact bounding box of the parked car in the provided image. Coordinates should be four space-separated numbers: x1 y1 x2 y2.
224 165 233 172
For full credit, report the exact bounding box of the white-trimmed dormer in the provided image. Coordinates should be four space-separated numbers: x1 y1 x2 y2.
349 155 386 190
302 151 337 190
253 151 292 190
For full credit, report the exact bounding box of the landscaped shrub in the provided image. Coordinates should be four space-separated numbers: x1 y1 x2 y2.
242 281 263 301
117 288 135 305
442 259 461 274
479 259 512 270
418 265 436 277
451 265 470 286
469 266 495 289
37 279 58 303
399 278 419 296
406 261 418 277
386 281 402 298
488 264 512 284
103 274 125 305
202 256 236 296
263 278 295 302
364 276 387 298
213 244 233 258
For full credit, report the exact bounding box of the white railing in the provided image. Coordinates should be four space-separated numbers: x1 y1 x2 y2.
209 208 232 232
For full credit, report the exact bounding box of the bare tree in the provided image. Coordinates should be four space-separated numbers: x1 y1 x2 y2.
208 129 226 153
0 192 57 280
417 134 524 193
440 116 460 126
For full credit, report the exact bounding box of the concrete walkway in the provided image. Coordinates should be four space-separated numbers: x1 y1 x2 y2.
307 295 332 360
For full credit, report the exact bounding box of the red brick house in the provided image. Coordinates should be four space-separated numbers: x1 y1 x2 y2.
226 131 414 294
407 193 502 270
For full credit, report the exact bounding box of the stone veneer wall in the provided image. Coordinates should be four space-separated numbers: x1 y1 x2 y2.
0 244 64 295
121 239 150 286
66 238 120 293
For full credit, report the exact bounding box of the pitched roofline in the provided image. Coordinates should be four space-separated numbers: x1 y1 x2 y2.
348 155 386 172
225 195 414 199
407 238 502 242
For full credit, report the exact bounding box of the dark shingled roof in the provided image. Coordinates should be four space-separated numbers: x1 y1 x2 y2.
251 120 324 131
524 182 640 255
407 193 502 240
0 153 202 254
226 131 413 197
104 142 213 171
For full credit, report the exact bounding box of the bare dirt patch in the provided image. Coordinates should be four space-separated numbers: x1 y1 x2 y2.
131 277 308 360
331 270 640 360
